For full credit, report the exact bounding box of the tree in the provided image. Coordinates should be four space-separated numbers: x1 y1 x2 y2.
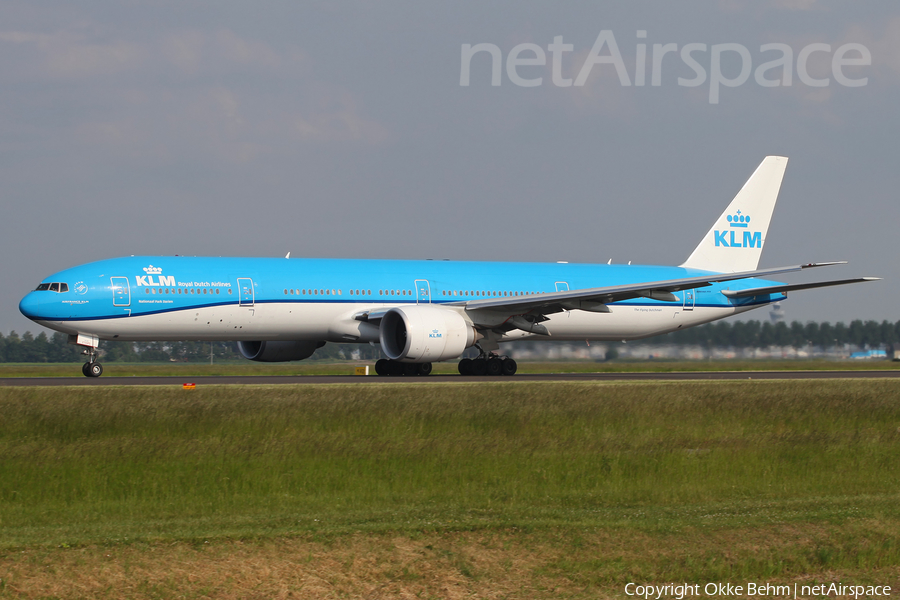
5 331 23 362
47 332 82 362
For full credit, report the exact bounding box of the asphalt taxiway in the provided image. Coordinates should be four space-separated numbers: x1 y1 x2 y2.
1 370 899 386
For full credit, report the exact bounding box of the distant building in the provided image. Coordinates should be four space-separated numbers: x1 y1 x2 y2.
769 302 785 324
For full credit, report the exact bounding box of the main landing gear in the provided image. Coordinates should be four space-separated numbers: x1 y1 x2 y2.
458 354 517 376
81 347 103 378
375 359 433 376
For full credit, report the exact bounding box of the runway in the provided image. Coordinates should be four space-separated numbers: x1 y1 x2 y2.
2 370 899 386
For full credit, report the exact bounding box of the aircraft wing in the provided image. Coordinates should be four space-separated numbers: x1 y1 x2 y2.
721 277 880 298
455 262 846 316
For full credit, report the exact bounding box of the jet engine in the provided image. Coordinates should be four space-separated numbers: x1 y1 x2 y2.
379 305 476 362
237 340 325 362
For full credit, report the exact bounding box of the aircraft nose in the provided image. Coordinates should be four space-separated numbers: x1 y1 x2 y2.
19 292 42 320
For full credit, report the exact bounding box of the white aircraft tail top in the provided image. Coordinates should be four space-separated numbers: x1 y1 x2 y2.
681 156 788 273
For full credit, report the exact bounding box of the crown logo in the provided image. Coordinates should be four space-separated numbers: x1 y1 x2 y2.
143 265 163 274
726 210 750 228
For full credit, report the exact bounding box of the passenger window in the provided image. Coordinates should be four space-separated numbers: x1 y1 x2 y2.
216 289 220 294
228 289 232 294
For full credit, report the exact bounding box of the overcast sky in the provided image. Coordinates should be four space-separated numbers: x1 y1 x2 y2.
2 0 898 334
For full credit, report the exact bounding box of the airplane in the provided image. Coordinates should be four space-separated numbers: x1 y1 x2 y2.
19 156 878 377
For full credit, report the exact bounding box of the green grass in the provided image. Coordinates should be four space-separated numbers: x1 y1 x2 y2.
0 380 898 548
1 358 897 377
1 380 899 597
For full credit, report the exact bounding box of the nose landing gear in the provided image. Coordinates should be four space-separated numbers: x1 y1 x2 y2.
81 347 103 378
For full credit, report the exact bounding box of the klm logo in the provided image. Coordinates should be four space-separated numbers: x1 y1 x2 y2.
714 211 761 248
135 265 175 287
428 329 443 339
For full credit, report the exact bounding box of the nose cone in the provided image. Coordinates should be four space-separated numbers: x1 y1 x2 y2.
19 292 42 321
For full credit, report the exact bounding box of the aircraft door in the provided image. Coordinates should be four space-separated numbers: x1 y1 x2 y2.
555 282 569 292
415 279 431 304
237 278 255 306
111 277 131 307
683 289 695 311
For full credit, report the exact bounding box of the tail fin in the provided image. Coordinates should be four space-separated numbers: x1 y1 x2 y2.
681 156 788 273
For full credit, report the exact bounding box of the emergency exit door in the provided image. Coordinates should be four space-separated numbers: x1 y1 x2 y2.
415 279 431 304
111 277 131 307
237 278 255 306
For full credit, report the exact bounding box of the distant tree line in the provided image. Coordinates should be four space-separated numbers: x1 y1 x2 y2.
0 331 384 363
0 319 897 362
644 319 899 349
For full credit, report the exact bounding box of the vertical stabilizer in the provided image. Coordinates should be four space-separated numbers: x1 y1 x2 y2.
681 156 788 273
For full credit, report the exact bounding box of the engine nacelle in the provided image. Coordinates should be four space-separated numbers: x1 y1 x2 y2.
237 340 325 362
379 305 476 362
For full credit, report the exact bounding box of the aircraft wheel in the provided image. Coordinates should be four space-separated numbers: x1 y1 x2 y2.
458 358 472 375
486 357 503 376
387 360 404 376
417 362 433 376
87 362 103 378
469 358 488 376
403 362 419 376
82 362 91 377
375 359 390 376
501 358 518 376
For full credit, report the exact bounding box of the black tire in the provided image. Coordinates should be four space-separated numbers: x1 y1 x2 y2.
501 358 518 376
403 362 419 376
375 359 390 376
387 360 404 376
82 362 91 377
486 357 503 376
417 362 433 376
469 358 488 376
458 358 472 375
88 362 103 378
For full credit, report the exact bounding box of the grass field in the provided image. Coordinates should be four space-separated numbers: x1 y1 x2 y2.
1 380 899 598
0 358 898 378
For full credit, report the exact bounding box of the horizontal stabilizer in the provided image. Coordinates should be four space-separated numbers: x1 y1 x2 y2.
722 277 880 298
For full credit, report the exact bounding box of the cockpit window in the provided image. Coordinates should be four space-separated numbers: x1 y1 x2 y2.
35 282 69 292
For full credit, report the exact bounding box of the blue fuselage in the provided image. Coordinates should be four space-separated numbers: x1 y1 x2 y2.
19 256 784 344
